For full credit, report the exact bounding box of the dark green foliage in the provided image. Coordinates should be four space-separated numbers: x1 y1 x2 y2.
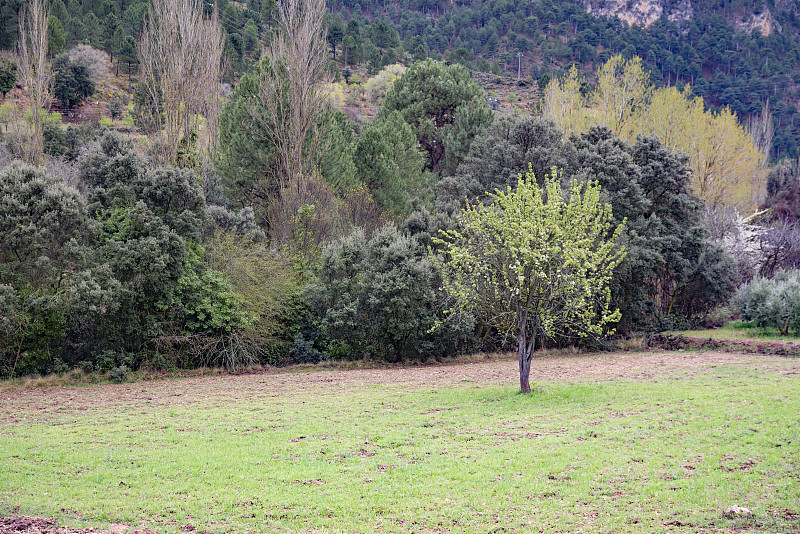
379 59 493 175
43 122 97 160
290 332 327 363
81 132 207 240
42 120 66 157
0 57 16 99
353 111 431 215
80 130 144 209
108 97 124 119
0 162 92 291
48 15 66 57
132 166 206 239
436 115 567 214
89 201 188 354
52 53 95 108
307 225 474 362
316 110 358 194
108 363 129 382
763 158 800 221
0 131 257 376
216 57 278 205
327 12 344 60
116 35 139 81
0 162 95 377
439 116 737 332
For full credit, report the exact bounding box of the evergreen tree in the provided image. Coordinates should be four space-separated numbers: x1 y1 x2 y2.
379 59 493 175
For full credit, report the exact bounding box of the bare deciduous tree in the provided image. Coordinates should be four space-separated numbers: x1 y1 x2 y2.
15 0 51 165
258 0 330 182
138 0 224 165
746 99 774 168
251 0 332 244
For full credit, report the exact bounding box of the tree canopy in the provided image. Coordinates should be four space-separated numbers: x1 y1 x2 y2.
434 168 626 393
379 58 493 176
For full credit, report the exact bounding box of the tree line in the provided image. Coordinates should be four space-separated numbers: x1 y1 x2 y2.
1 0 796 386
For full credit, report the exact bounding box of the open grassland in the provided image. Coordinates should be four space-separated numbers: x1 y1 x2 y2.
675 321 800 342
1 351 800 533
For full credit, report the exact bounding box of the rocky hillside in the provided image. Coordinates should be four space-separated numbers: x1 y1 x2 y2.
580 0 694 27
582 0 795 34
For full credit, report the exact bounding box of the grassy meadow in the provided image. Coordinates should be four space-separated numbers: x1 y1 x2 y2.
675 321 800 342
1 352 799 533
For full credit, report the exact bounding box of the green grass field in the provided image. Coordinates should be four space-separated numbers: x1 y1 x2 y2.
1 352 799 533
676 320 800 342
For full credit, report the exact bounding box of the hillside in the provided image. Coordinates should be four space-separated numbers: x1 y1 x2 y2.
326 0 800 160
0 0 798 158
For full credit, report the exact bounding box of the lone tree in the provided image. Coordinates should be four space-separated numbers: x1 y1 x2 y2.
434 168 626 393
52 53 95 108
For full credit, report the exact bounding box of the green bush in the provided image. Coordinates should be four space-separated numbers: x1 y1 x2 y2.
307 225 475 362
52 53 95 108
108 98 125 120
108 364 129 383
2 131 271 376
736 271 800 335
43 122 97 160
0 162 94 377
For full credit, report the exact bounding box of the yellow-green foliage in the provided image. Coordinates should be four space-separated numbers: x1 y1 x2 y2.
23 109 62 126
435 166 626 346
325 82 346 110
205 232 299 337
541 55 766 213
364 63 406 106
0 102 14 130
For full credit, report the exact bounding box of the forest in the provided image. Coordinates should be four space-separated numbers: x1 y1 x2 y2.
1 0 800 382
0 0 797 157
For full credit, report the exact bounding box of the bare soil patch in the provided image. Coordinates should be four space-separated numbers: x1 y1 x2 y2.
0 515 155 534
1 351 797 427
651 332 800 357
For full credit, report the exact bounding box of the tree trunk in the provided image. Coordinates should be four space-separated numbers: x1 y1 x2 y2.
519 343 532 393
518 320 535 393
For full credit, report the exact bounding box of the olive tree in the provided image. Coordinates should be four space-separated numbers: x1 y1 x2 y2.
434 168 626 393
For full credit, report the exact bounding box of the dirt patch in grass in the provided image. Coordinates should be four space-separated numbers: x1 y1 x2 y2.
1 351 796 426
650 333 800 357
0 514 156 534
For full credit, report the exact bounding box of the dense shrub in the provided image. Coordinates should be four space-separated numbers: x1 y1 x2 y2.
52 53 96 108
1 131 268 377
0 162 95 377
736 270 800 335
307 225 474 362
